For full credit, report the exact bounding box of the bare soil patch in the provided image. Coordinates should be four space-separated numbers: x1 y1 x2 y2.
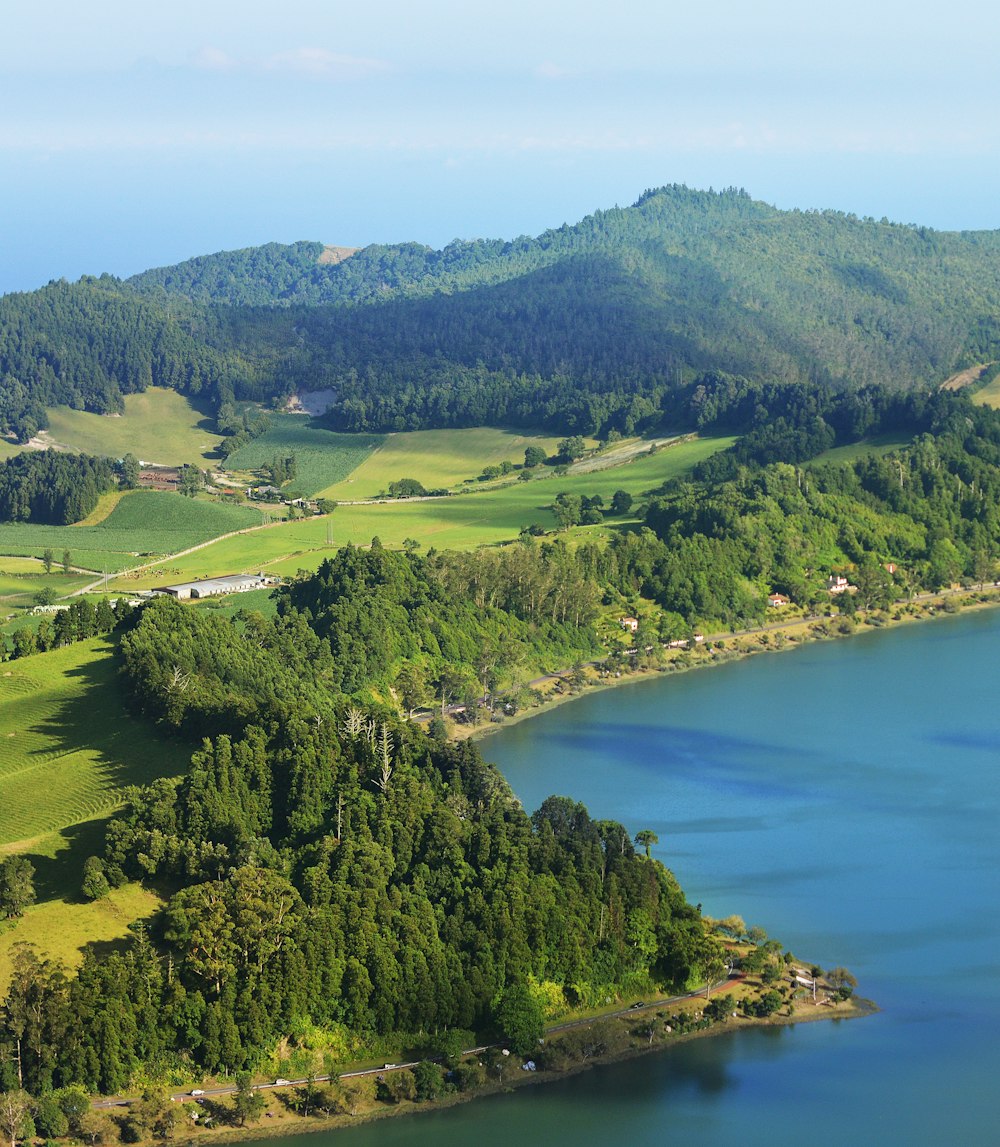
317 245 360 265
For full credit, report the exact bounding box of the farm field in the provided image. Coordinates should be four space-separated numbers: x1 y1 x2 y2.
323 427 581 500
222 415 384 497
0 558 93 633
0 568 92 611
41 387 223 466
0 638 190 848
0 490 264 571
74 491 127 526
115 434 733 586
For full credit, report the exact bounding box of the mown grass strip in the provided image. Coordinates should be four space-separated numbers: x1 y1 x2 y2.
0 638 190 847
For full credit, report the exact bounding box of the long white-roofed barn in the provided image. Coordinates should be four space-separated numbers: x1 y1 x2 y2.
151 573 273 600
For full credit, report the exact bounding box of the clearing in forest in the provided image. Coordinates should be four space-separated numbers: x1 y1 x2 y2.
42 387 223 466
807 432 912 466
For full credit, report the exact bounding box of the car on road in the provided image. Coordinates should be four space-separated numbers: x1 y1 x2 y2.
190 1090 205 1096
628 1001 646 1010
274 1079 291 1087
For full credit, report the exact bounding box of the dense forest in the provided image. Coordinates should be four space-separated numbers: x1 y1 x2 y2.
0 581 714 1095
0 451 115 524
6 186 1000 439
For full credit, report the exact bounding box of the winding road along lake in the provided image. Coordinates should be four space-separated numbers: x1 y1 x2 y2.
270 609 1000 1145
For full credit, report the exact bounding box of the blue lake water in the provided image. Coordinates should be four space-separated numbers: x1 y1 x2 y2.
260 610 1000 1145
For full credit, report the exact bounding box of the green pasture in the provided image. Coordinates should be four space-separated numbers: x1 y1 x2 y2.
222 415 384 498
0 570 92 609
0 491 264 571
193 587 279 619
43 387 223 465
0 637 187 984
0 638 189 849
0 439 23 462
115 434 733 586
0 557 48 574
974 376 1000 409
0 873 163 993
809 432 912 466
324 427 581 500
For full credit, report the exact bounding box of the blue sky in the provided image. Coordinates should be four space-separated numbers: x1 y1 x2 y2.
2 0 999 294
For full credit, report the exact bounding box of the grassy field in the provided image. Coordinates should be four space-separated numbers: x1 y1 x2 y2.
223 415 384 498
0 569 93 612
193 587 279 619
324 428 582 500
809 432 912 466
0 876 162 992
974 376 1000 408
0 639 189 847
115 435 733 586
0 491 264 571
0 638 190 987
42 387 223 466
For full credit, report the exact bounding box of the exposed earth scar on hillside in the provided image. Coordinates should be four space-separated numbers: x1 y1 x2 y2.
940 362 994 390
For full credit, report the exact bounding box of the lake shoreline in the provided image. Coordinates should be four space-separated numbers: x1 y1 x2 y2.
194 994 875 1147
464 585 1000 746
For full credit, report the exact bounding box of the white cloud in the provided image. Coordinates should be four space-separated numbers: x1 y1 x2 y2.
193 46 237 72
262 48 391 80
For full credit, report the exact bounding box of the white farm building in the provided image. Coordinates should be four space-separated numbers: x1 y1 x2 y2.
151 573 274 600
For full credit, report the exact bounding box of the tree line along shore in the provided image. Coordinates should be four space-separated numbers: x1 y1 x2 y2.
0 945 869 1147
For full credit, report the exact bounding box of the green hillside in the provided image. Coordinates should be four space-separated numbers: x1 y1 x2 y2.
0 639 188 848
43 387 223 465
7 185 1000 443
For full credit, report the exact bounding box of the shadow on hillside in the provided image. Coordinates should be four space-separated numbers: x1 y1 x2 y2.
27 642 189 794
17 643 189 904
27 817 112 904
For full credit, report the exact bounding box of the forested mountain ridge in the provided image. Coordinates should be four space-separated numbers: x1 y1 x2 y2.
5 184 1000 440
